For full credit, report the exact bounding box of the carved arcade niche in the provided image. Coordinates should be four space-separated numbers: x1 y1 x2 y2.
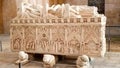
10 3 106 57
10 26 23 51
37 26 50 52
24 26 36 51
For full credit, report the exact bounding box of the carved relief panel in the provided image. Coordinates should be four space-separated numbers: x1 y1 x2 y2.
82 25 102 56
51 26 65 53
37 26 50 52
67 26 82 54
24 26 36 51
11 26 23 51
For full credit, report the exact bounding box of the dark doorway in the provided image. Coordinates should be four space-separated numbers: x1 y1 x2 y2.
88 0 105 14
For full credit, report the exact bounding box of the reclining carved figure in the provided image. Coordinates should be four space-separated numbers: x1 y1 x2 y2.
16 2 42 18
48 4 81 18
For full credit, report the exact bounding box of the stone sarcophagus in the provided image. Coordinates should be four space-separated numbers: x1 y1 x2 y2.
10 3 106 57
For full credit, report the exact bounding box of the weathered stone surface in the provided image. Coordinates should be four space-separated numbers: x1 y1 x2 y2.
15 51 29 64
76 55 91 68
43 54 56 68
10 3 106 57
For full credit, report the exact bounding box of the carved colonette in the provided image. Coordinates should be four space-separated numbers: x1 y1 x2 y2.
10 17 106 57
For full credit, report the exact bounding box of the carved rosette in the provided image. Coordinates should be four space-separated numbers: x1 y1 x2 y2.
37 26 50 52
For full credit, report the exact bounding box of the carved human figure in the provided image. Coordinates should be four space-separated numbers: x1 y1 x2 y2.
39 34 49 51
26 38 35 50
13 38 21 50
16 51 29 64
16 0 43 18
54 38 64 53
76 55 91 68
68 37 80 54
48 4 81 18
43 54 56 68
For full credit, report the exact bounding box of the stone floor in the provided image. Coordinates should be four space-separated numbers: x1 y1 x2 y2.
0 34 120 68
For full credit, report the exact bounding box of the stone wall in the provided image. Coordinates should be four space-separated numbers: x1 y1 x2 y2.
2 0 17 34
0 0 3 34
105 0 120 26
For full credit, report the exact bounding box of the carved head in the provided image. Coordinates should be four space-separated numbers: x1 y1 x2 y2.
80 55 89 62
19 51 26 59
43 54 55 64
